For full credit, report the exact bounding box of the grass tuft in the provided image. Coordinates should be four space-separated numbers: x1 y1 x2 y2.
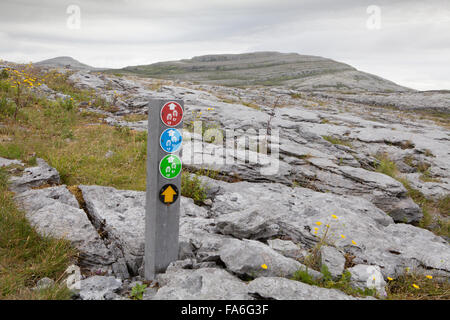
181 172 207 204
322 135 353 148
374 153 449 238
386 272 450 300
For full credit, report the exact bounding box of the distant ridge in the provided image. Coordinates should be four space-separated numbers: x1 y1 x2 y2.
35 56 100 71
116 51 411 92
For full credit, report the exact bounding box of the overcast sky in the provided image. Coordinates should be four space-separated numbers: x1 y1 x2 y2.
1 0 449 90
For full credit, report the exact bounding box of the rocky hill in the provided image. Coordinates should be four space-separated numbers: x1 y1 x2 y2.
117 51 411 92
35 56 100 71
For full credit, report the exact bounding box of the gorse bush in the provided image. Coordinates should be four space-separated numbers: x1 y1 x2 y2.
2 65 41 119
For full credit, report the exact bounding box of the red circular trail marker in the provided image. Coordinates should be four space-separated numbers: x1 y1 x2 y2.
161 101 183 127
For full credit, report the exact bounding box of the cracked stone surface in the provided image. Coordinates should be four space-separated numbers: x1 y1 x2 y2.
248 277 359 300
72 183 449 282
153 267 251 300
75 276 123 300
60 70 449 220
0 157 24 167
320 246 346 279
14 186 115 268
6 66 449 300
9 158 60 193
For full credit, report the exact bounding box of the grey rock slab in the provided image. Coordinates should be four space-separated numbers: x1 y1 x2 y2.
218 238 304 278
183 137 421 223
15 186 114 267
9 158 60 194
320 246 346 279
68 72 106 91
152 268 251 300
79 185 210 274
406 172 450 199
277 108 321 123
317 91 450 112
142 287 158 300
15 185 80 212
338 166 422 223
210 180 450 279
104 116 148 131
0 157 23 167
76 276 123 300
31 202 114 268
248 277 358 300
382 223 450 275
300 164 422 223
215 206 282 239
79 185 146 274
347 264 387 297
182 229 229 263
33 277 55 291
103 292 127 300
267 239 305 260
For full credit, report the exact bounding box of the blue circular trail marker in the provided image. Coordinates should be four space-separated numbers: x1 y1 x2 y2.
160 128 183 153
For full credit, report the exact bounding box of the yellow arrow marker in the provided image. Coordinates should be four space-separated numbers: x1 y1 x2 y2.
161 185 177 203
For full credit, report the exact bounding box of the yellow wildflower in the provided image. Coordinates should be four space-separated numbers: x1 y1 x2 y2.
351 240 357 245
426 275 433 280
261 264 268 270
331 214 338 219
315 221 322 226
340 234 346 239
412 284 420 289
387 277 393 281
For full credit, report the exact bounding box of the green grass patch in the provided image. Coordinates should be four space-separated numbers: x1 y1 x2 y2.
292 265 377 298
374 153 399 178
241 101 260 110
0 100 148 191
374 153 449 238
1 77 206 199
386 272 450 300
322 135 353 148
0 167 76 299
120 113 148 122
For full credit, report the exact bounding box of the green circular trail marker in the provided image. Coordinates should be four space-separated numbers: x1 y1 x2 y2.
159 154 182 179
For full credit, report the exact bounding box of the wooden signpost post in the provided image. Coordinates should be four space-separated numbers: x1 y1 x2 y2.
145 99 184 280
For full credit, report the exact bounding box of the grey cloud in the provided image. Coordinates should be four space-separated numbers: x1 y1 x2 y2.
0 0 449 90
